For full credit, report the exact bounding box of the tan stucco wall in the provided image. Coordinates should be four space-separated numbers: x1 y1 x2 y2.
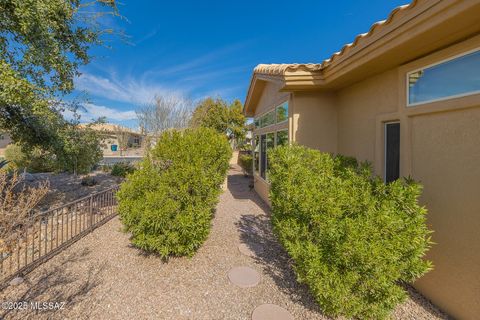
250 35 480 319
410 108 480 318
292 92 337 153
336 68 399 170
255 80 289 117
253 175 270 206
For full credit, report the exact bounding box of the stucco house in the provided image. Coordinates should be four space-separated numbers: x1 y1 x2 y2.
79 123 144 157
243 0 480 319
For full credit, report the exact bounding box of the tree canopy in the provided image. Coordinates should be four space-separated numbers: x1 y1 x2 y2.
0 0 118 149
190 97 246 142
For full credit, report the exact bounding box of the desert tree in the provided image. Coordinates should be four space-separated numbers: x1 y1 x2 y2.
190 97 246 147
0 0 121 150
136 95 193 147
114 125 131 156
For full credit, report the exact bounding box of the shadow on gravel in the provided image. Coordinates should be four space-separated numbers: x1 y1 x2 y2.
230 168 451 320
227 168 323 314
227 170 254 201
1 248 106 320
235 213 323 315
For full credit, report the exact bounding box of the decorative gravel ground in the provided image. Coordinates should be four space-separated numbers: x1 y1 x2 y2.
0 166 450 319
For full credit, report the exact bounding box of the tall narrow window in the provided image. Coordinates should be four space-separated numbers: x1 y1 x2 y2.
260 134 267 179
253 135 259 173
385 122 400 183
265 133 275 180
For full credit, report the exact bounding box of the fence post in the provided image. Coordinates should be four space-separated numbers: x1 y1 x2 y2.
88 195 93 231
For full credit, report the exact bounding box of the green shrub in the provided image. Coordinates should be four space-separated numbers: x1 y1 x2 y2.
81 175 97 186
111 162 135 177
4 144 27 169
116 127 231 259
238 154 253 175
268 145 432 319
4 143 56 172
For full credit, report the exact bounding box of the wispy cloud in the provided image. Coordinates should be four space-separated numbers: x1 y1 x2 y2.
73 42 250 124
75 72 185 105
135 27 160 45
64 103 137 122
141 42 250 79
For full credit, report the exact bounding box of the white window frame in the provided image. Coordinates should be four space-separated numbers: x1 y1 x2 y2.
406 47 480 107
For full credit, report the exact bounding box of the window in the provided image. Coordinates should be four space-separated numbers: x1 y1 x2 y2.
276 102 288 123
254 135 259 173
385 122 400 183
276 130 288 146
260 135 267 179
256 130 288 181
259 133 275 180
407 49 480 106
254 101 289 129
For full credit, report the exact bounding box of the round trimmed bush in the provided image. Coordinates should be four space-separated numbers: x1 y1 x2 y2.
268 145 432 319
116 128 231 259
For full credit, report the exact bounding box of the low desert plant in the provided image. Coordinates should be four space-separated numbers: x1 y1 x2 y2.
268 145 432 319
117 127 231 259
80 175 97 186
110 162 135 177
0 171 49 253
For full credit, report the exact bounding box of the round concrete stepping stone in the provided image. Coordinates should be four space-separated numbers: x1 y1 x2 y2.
251 304 294 320
228 266 260 288
9 277 24 286
238 243 264 257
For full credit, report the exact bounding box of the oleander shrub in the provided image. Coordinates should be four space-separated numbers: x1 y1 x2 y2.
238 154 253 175
116 127 231 259
111 162 135 177
268 145 432 320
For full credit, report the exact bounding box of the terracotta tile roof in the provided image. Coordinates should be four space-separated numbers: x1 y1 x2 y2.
78 123 141 135
254 63 322 76
253 0 420 77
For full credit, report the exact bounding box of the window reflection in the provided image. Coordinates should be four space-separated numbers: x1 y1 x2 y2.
408 50 480 105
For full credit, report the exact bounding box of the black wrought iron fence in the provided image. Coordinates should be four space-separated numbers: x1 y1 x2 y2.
0 186 119 287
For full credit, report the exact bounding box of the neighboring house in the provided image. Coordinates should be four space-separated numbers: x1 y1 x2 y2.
243 1 480 319
80 123 145 157
0 133 12 158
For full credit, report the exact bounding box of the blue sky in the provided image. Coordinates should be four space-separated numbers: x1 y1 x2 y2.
72 0 407 127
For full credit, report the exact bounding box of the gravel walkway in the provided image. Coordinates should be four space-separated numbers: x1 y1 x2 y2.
0 166 449 319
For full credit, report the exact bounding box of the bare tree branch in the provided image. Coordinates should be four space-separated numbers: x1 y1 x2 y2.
136 95 193 146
